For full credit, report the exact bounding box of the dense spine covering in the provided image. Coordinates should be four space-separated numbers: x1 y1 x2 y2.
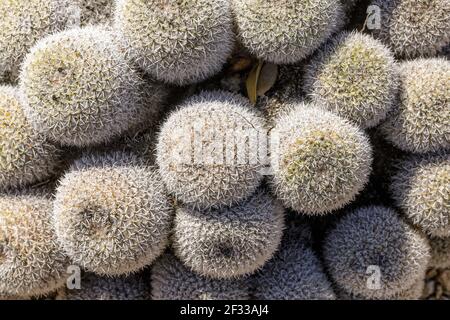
53 151 174 276
173 190 285 279
252 222 336 300
76 0 115 26
57 272 150 300
390 153 450 238
151 253 250 300
114 0 234 85
156 90 265 210
270 102 372 215
0 0 79 83
0 190 69 298
304 32 398 129
324 206 430 299
371 0 450 58
380 58 450 153
0 86 62 191
232 0 343 64
19 26 166 147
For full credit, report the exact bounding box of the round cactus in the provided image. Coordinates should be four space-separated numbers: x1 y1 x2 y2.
19 26 166 147
371 0 450 58
304 32 398 129
0 0 79 83
151 253 250 300
173 190 285 279
380 58 449 153
156 90 265 210
429 236 450 269
232 0 343 64
270 102 372 215
252 223 336 300
0 190 69 298
0 86 62 191
323 206 430 299
57 273 150 300
391 153 450 238
53 151 174 276
114 0 234 85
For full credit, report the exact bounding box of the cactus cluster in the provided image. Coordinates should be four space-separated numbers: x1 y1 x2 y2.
0 0 449 301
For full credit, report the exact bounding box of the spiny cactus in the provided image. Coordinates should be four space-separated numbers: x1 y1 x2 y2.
77 0 115 26
0 86 62 191
324 206 430 299
173 190 285 279
371 0 450 58
151 253 250 300
57 272 150 300
304 32 398 129
232 0 343 64
19 26 166 147
0 189 69 298
429 236 450 269
114 0 234 85
391 153 450 238
53 151 174 276
156 90 265 210
0 0 79 83
380 58 449 153
252 223 336 300
270 102 372 215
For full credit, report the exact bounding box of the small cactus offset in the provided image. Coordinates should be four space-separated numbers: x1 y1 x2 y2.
390 153 450 238
304 32 398 129
114 0 234 85
173 190 285 279
270 102 373 215
380 58 450 154
232 0 343 64
19 26 166 147
53 151 174 276
323 206 431 299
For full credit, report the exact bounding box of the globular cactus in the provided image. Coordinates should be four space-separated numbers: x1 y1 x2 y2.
371 0 450 59
151 253 250 300
173 190 285 279
270 102 372 215
380 58 450 153
57 272 150 300
304 32 398 129
429 236 450 269
323 206 430 299
156 90 265 210
252 222 336 300
19 26 166 147
114 0 234 85
0 0 79 83
391 153 450 238
0 86 62 191
0 189 69 298
232 0 343 64
53 151 174 276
